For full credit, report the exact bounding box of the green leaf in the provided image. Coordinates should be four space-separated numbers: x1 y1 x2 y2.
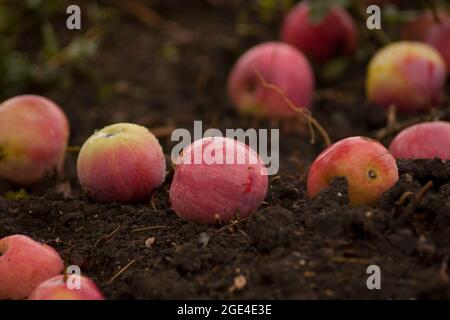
309 1 331 23
258 0 277 22
4 51 30 83
65 37 99 62
309 0 351 24
333 0 350 8
5 189 29 200
320 57 350 81
26 0 43 10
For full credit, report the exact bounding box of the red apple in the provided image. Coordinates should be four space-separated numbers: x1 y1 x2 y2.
425 20 450 70
0 95 69 186
280 2 358 63
401 11 450 70
401 11 449 41
307 136 399 206
227 42 314 118
170 137 268 224
0 235 64 300
389 121 450 160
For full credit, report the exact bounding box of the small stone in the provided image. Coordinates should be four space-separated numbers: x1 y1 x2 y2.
145 237 155 248
198 232 210 248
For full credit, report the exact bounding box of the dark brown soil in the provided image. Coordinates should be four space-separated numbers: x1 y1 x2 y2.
1 1 449 300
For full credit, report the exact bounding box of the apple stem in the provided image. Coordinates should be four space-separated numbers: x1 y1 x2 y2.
211 216 251 236
254 69 332 147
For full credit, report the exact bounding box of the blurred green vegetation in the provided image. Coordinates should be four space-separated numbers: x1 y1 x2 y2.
1 0 449 97
256 0 295 23
0 0 117 100
4 188 28 200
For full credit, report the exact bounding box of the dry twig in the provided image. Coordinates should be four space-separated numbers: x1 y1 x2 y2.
105 259 136 285
66 146 81 153
396 181 434 223
254 69 331 147
131 225 170 233
111 0 194 43
95 224 122 246
375 107 449 141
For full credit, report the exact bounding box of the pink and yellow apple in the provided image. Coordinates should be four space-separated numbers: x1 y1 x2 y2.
0 95 69 186
389 121 450 160
366 41 446 113
0 235 64 300
77 123 166 203
170 137 268 224
29 275 105 300
280 2 358 63
307 136 399 206
227 42 314 118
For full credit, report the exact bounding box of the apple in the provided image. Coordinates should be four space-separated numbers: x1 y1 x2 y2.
389 121 450 160
77 123 166 203
29 275 105 300
366 41 446 113
170 137 269 223
227 42 314 118
307 136 399 206
280 2 358 63
0 235 64 300
0 95 69 186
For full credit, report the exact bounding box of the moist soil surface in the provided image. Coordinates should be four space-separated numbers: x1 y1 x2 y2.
1 1 450 299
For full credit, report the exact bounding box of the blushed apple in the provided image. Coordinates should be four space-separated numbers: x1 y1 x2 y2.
0 95 69 186
307 136 399 206
228 42 314 118
425 20 450 70
77 123 166 203
170 137 268 224
0 235 64 300
389 121 450 160
280 2 358 63
366 41 446 113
